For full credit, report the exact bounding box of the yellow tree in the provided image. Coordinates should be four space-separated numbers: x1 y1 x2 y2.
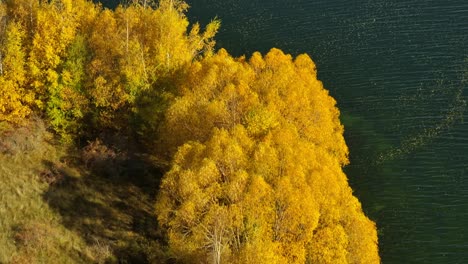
84 0 220 131
86 7 128 128
47 34 90 141
133 0 220 137
156 126 253 263
3 0 39 38
0 0 99 130
26 0 80 110
0 21 32 123
159 49 257 156
156 48 379 263
45 0 98 138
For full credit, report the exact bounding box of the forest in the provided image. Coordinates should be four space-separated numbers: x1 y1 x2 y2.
0 0 379 263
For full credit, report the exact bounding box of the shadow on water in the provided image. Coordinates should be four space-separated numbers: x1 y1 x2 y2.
342 115 414 257
42 139 167 263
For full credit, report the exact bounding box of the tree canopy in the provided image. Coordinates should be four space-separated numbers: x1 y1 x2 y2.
156 49 379 263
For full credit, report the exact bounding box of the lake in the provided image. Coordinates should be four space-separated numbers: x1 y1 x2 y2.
108 1 467 263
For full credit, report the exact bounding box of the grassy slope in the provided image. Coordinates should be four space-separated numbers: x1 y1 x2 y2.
0 120 166 263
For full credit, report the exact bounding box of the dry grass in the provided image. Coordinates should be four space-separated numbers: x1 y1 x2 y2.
0 119 167 263
0 119 91 263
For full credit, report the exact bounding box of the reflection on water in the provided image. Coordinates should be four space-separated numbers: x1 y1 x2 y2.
185 0 468 263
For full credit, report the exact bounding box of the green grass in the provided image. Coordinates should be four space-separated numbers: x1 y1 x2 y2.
0 120 167 263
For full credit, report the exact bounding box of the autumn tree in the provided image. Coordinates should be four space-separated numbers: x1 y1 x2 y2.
0 0 98 133
26 0 80 110
82 0 219 132
47 34 90 141
156 49 380 263
0 13 32 123
44 0 98 140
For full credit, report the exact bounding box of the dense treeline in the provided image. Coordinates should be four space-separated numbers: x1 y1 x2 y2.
0 0 218 140
0 0 379 263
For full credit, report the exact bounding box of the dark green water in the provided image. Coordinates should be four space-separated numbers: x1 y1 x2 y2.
107 1 467 263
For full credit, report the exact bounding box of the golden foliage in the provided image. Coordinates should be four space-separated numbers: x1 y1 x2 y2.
0 0 219 134
157 49 379 263
0 21 31 123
